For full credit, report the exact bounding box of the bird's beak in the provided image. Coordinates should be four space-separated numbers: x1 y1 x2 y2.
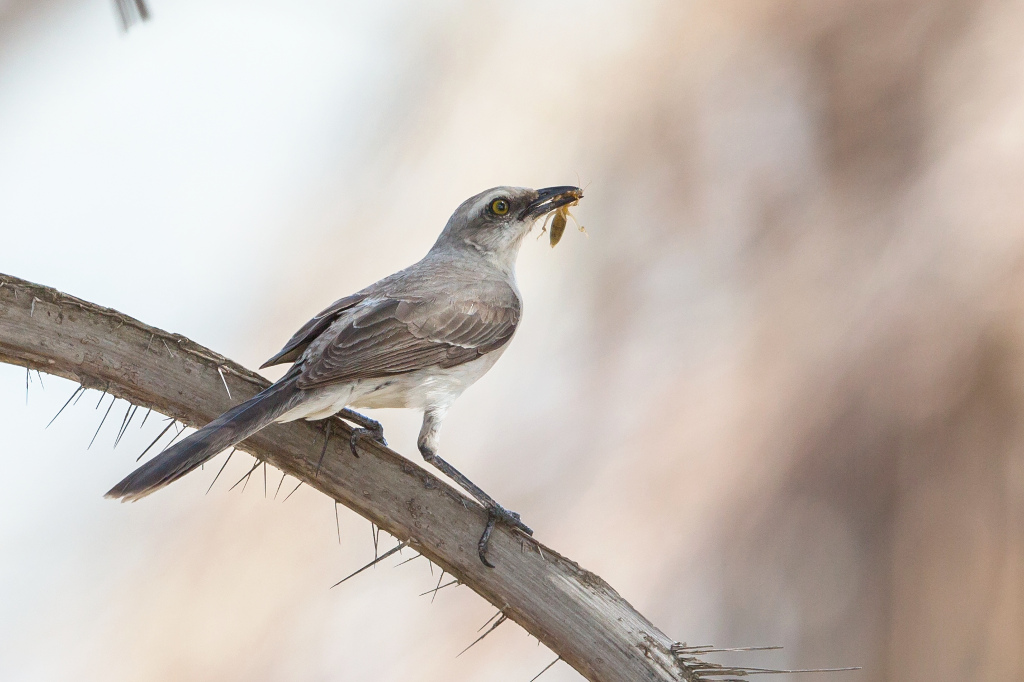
522 186 583 219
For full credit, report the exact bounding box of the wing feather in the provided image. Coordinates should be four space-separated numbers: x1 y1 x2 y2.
260 293 366 368
296 295 519 389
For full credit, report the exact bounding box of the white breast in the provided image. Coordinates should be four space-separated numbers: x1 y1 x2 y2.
276 347 507 422
348 347 506 410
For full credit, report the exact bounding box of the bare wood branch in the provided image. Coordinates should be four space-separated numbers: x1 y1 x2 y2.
0 273 688 682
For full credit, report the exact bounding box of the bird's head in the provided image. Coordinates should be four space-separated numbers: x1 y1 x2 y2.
432 186 583 271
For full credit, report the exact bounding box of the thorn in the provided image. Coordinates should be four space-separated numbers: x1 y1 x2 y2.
331 541 408 588
113 403 137 447
477 610 503 633
161 339 175 358
420 578 454 600
457 614 507 657
95 386 108 409
729 666 862 675
429 571 446 603
35 370 44 389
25 367 29 405
240 462 258 493
274 471 287 499
282 480 303 502
139 407 152 428
88 396 116 449
371 522 379 561
145 333 154 353
263 461 267 497
47 385 83 428
206 448 235 494
316 419 332 478
334 502 342 544
159 422 187 453
30 296 39 317
527 656 562 682
217 366 232 400
73 387 87 406
688 666 744 677
672 645 783 654
428 560 434 576
419 578 459 598
394 552 423 567
230 459 261 493
137 420 175 461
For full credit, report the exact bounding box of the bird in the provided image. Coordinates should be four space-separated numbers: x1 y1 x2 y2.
106 185 584 566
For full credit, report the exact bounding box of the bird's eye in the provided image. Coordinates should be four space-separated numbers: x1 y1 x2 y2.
490 198 510 216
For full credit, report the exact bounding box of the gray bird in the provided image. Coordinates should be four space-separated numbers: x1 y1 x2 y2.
106 185 583 566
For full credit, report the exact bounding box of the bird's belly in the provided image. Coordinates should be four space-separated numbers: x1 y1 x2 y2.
349 350 504 410
277 349 505 422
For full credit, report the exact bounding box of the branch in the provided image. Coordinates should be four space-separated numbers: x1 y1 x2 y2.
0 273 687 682
111 0 149 31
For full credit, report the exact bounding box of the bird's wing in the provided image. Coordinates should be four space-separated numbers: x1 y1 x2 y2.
295 295 520 388
260 293 367 368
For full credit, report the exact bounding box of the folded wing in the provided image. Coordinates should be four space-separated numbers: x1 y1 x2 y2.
296 295 519 388
260 293 366 368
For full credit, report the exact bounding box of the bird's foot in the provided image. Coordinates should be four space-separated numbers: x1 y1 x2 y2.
338 408 386 457
348 426 387 458
478 503 533 568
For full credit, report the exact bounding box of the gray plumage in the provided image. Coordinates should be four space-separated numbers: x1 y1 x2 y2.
284 257 520 388
106 185 582 562
106 370 304 499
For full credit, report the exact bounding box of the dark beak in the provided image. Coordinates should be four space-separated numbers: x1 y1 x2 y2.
522 186 583 219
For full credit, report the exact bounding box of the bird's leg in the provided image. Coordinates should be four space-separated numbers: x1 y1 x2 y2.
338 407 387 457
418 409 532 567
419 441 533 566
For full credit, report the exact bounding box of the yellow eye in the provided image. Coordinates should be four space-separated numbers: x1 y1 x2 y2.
490 198 510 216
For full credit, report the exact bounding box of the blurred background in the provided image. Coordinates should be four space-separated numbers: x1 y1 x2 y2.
1 0 1023 680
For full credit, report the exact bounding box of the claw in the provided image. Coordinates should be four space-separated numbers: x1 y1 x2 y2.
349 426 387 458
478 514 497 567
338 408 387 457
477 504 534 567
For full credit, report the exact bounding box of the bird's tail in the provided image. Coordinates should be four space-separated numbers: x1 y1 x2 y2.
106 373 303 502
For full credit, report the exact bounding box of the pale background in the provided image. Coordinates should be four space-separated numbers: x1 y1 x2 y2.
2 1 1023 681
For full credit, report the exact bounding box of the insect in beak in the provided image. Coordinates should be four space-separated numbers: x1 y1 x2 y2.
547 200 583 248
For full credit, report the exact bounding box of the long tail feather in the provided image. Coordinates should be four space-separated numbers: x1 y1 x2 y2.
106 374 302 502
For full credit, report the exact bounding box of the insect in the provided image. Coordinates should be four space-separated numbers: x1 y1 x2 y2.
547 198 584 247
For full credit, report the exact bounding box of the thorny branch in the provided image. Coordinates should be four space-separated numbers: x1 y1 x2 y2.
111 0 149 31
0 273 851 682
